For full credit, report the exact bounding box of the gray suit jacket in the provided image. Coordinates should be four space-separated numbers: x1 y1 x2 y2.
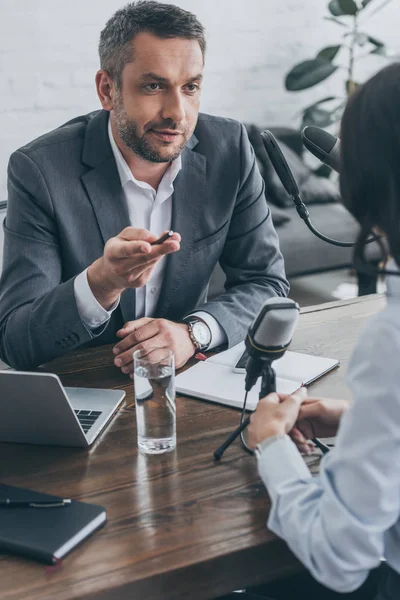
0 110 289 369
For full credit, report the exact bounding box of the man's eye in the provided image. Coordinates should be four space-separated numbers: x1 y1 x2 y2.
185 83 200 93
144 83 162 91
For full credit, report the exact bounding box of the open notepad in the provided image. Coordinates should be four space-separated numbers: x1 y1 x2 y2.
175 342 339 411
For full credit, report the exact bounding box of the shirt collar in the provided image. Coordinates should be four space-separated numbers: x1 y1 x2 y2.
107 116 182 191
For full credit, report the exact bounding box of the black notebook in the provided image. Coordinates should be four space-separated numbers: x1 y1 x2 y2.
0 484 106 564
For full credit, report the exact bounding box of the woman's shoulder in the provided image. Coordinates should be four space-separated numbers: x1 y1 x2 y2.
348 301 400 383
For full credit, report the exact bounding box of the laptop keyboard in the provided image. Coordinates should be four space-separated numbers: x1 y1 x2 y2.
74 410 102 435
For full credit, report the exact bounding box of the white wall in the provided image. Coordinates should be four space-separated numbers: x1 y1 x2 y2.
1 0 399 200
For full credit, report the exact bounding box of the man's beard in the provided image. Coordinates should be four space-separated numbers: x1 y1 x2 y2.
113 94 191 163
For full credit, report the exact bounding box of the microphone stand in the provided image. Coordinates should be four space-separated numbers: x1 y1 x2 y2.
213 362 276 461
213 362 330 461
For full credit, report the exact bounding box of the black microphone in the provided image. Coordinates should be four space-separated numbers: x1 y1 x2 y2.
261 130 374 248
214 298 301 461
302 126 340 173
244 297 300 394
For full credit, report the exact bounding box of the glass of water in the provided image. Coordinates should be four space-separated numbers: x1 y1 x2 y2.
133 348 176 454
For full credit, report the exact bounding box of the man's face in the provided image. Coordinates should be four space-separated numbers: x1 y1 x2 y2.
112 32 204 163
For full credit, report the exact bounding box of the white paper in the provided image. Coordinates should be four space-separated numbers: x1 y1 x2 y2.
176 342 339 411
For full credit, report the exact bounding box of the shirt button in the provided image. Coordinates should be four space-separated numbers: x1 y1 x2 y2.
150 287 156 294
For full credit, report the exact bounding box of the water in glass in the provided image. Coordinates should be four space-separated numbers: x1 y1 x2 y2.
134 361 176 454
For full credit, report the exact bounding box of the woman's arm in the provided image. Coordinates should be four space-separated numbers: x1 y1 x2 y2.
253 312 400 593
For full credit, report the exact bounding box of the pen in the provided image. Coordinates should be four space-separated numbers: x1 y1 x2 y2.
151 230 174 245
0 499 72 508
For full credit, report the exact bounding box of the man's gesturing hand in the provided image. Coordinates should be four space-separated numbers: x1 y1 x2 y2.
113 317 197 374
87 228 181 309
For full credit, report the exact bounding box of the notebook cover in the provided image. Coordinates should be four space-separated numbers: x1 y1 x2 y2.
0 484 106 564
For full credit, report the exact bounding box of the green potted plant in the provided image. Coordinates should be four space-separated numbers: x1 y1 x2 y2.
285 0 396 130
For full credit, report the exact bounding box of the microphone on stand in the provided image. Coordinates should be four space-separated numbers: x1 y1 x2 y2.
302 126 340 173
214 297 329 460
244 297 300 395
261 130 375 248
214 297 299 461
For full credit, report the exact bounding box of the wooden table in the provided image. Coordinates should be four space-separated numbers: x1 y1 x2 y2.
0 295 385 600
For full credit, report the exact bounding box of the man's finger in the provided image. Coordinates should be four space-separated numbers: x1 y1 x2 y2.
107 238 152 259
115 318 154 339
114 321 160 361
118 227 156 242
116 238 180 261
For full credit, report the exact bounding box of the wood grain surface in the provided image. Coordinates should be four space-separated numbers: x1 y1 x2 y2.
0 294 385 600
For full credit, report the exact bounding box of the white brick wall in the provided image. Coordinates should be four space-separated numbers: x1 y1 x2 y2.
0 0 399 200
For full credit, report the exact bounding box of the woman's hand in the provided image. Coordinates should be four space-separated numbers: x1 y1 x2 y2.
247 388 307 449
290 397 349 453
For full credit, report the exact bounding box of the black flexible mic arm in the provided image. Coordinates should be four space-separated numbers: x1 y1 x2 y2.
261 130 374 248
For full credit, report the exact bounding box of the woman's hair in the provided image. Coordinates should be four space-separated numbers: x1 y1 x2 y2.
340 63 400 270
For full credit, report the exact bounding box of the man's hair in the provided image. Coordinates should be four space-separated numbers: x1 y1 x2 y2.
99 1 206 89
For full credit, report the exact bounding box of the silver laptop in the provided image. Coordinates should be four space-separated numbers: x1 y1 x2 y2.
0 371 126 447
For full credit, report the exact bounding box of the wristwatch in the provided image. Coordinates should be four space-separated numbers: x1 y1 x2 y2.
182 316 212 352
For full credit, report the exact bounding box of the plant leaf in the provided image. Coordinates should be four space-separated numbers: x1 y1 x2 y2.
317 45 341 61
367 35 387 55
368 34 384 48
285 59 338 91
302 96 339 112
328 0 359 16
370 45 388 56
301 106 343 129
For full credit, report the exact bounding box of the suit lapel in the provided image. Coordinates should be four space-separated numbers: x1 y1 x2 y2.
156 147 207 318
81 110 136 323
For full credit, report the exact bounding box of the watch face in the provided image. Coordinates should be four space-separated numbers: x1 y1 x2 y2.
192 321 211 346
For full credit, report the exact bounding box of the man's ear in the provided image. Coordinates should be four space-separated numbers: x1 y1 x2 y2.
95 70 115 111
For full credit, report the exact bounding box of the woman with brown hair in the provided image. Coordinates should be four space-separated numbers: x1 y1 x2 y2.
246 63 400 600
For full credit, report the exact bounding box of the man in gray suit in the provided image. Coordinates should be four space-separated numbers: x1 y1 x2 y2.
0 1 288 372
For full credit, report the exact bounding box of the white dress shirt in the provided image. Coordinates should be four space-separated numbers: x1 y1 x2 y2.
74 117 227 349
257 260 400 593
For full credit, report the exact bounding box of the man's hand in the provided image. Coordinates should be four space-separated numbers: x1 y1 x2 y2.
87 228 181 309
247 388 307 449
290 397 349 453
113 317 197 374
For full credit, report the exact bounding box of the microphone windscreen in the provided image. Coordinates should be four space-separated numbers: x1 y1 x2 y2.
250 297 300 350
302 126 340 172
303 126 336 154
261 130 300 198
